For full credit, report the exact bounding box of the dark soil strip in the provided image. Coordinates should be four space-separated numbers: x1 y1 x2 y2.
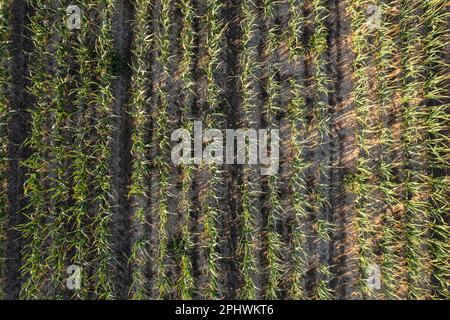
5 0 34 299
258 1 269 299
300 0 316 298
329 0 359 299
327 0 340 295
325 0 339 296
184 0 202 299
222 0 242 299
165 2 185 298
190 0 207 298
109 0 134 298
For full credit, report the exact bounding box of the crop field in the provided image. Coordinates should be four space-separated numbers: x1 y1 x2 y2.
0 0 448 300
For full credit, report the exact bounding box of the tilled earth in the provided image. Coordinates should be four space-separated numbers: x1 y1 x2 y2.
0 0 448 299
